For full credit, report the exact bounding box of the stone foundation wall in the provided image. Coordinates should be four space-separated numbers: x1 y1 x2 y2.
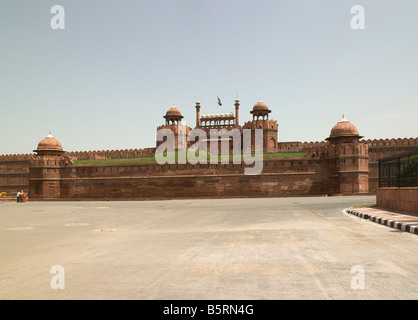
1 138 381 200
55 172 339 200
31 161 341 201
27 153 359 201
376 187 418 214
0 158 31 195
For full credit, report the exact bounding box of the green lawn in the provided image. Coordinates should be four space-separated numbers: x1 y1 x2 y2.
262 152 306 159
73 152 306 166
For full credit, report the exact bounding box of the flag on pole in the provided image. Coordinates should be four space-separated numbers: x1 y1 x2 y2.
217 97 222 106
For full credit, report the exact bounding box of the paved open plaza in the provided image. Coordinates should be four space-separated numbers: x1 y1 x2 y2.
1 195 417 300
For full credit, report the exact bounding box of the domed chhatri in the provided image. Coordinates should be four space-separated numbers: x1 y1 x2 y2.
326 115 363 143
34 132 65 156
252 99 270 112
250 99 271 121
165 106 183 118
163 105 184 125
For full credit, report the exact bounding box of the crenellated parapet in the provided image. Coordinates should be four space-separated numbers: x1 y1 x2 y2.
0 154 35 161
66 148 156 161
363 137 418 164
156 122 192 151
302 141 327 148
242 119 278 130
156 124 190 132
364 137 418 148
29 154 73 166
277 141 329 153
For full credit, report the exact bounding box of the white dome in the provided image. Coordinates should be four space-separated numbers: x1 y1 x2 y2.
216 113 220 117
211 114 215 118
201 114 206 119
220 113 225 117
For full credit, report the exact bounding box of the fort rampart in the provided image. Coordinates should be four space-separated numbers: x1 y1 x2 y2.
22 141 367 200
0 154 33 195
66 148 156 160
1 137 416 200
29 158 339 200
278 137 418 194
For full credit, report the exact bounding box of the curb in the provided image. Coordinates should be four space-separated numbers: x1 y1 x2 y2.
345 209 418 235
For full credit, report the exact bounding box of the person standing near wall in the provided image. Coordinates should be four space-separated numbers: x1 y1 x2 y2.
16 190 21 203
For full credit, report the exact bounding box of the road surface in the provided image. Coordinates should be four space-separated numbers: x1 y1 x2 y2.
0 195 417 299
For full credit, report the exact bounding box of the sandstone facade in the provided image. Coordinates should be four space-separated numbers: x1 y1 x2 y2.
1 101 417 200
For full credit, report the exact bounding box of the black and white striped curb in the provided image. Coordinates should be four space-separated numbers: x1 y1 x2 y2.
346 209 418 235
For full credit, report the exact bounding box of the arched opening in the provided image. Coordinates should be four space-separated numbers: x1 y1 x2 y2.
269 138 276 150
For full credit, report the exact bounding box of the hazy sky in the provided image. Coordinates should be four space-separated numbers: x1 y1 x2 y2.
1 0 417 154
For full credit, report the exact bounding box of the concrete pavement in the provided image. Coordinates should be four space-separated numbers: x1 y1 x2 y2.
1 196 417 300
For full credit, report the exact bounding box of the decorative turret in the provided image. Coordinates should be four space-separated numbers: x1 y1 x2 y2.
30 132 71 200
326 115 363 144
157 105 191 151
324 115 368 195
34 132 65 156
250 99 271 120
243 99 278 153
164 106 183 125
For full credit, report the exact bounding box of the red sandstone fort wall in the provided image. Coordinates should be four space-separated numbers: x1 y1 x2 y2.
65 148 156 161
278 138 418 153
0 154 33 195
33 158 341 200
366 138 418 194
28 141 370 201
2 137 417 199
57 171 338 200
377 187 418 214
279 138 418 194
